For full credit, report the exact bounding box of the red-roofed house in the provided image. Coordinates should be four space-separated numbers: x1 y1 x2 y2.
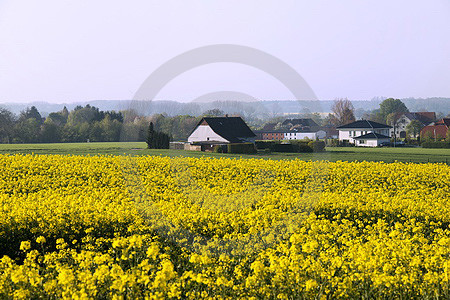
420 118 450 140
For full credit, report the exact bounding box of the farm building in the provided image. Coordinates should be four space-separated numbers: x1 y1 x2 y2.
256 118 326 140
187 116 256 145
420 118 450 140
256 129 326 141
392 112 436 138
337 120 392 146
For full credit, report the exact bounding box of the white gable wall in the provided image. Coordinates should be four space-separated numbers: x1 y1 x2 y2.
188 125 229 143
355 138 390 147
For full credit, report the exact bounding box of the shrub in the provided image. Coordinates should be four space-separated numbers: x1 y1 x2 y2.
227 143 257 154
308 140 326 152
213 145 228 153
328 139 340 147
421 141 450 149
290 140 314 153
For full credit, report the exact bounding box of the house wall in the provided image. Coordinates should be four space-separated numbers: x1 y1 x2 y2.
392 115 411 137
283 131 326 140
262 133 284 140
284 132 316 140
188 125 229 143
355 138 390 147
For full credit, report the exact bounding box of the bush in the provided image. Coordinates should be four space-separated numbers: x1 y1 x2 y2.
213 145 228 153
289 140 314 153
295 144 314 153
227 143 257 154
308 140 326 152
421 141 450 149
328 139 340 147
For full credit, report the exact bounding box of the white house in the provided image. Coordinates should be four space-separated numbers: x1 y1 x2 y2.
188 116 256 144
337 120 392 147
353 133 391 147
283 130 326 140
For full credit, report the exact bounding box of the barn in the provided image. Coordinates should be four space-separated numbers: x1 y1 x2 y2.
187 117 256 145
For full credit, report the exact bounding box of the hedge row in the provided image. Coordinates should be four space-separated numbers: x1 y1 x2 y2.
255 140 325 153
421 141 450 148
226 143 257 154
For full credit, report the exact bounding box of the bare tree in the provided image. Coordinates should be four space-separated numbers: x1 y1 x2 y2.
331 98 356 126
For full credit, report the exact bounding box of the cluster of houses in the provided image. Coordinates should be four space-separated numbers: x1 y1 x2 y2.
182 112 449 150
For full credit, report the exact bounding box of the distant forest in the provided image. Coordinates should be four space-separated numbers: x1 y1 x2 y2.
0 98 449 143
2 97 449 119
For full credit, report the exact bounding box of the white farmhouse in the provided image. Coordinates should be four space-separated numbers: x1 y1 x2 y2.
337 120 392 147
188 116 256 144
283 130 326 140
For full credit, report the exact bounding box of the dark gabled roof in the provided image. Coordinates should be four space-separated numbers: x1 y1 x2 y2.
196 117 256 143
337 120 392 129
403 112 435 125
262 123 277 131
353 132 391 139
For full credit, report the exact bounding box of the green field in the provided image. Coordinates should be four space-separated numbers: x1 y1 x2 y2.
0 142 449 163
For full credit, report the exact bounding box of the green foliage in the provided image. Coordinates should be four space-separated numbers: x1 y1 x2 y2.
421 141 450 148
255 141 279 150
0 108 15 143
227 143 257 154
379 98 409 123
308 140 326 152
146 122 170 149
213 145 227 153
272 143 295 152
405 120 423 139
289 140 314 153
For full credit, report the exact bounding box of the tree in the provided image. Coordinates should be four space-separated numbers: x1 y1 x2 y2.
146 122 170 149
405 120 423 139
19 106 43 124
330 98 355 126
0 108 16 143
203 108 224 117
13 118 41 143
378 98 409 123
41 119 61 143
67 105 101 125
146 122 155 148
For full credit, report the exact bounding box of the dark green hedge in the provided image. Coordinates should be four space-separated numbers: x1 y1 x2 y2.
227 143 257 154
255 140 279 150
421 141 450 148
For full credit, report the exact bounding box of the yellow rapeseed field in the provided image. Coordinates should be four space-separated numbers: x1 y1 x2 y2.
0 154 449 299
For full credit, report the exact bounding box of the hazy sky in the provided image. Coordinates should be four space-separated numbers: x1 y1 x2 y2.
1 0 449 103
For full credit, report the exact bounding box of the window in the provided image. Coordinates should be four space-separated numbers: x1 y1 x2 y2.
359 140 365 144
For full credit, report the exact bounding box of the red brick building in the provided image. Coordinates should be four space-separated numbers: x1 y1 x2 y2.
420 118 450 140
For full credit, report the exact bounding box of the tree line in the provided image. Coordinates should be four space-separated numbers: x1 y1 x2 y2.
0 105 205 144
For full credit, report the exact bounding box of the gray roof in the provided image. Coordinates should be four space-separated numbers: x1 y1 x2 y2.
354 132 391 139
337 120 392 129
193 117 256 143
